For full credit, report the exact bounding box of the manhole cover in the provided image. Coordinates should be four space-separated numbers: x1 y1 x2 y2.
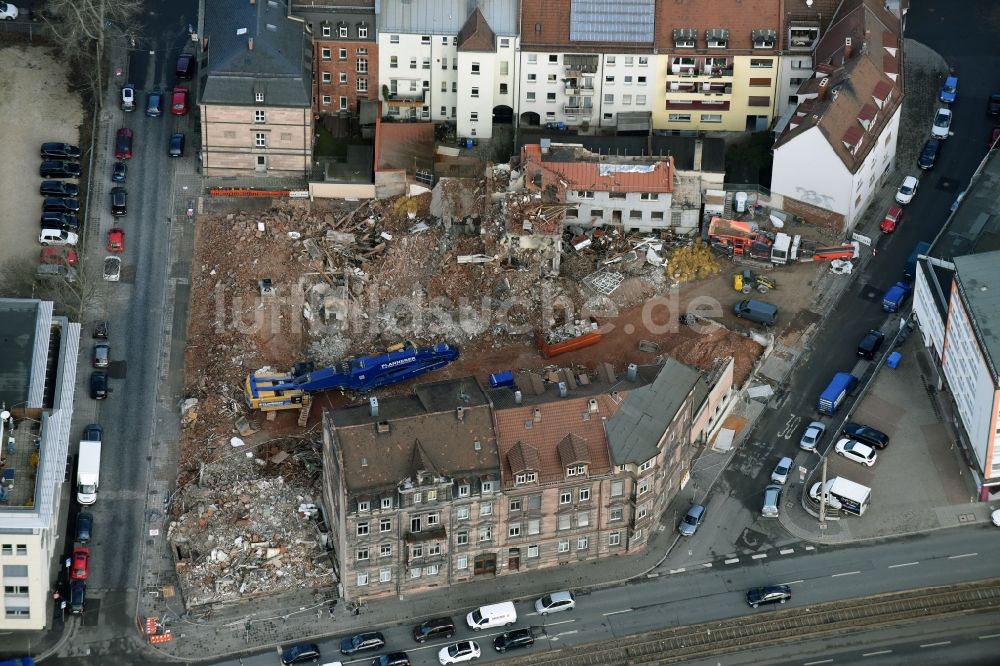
958 512 976 523
859 283 882 301
936 177 958 191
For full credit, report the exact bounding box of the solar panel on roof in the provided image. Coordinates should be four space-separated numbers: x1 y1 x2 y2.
569 0 655 43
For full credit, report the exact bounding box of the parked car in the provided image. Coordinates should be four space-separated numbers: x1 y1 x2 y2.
746 585 791 608
895 175 918 204
40 142 82 159
280 643 320 665
879 204 903 233
809 481 843 511
993 509 1000 527
39 228 79 246
40 211 80 231
988 93 1000 117
111 162 127 184
0 2 18 20
857 330 885 360
171 86 189 115
83 423 103 441
413 617 455 643
989 126 1000 150
70 581 86 614
40 160 81 178
372 653 410 666
70 547 90 580
43 196 81 213
834 438 877 466
340 632 385 655
114 128 134 160
92 343 110 368
799 421 826 452
39 246 78 267
939 75 957 104
176 52 195 80
145 89 163 117
75 512 93 543
39 180 80 197
534 590 575 615
93 320 108 340
678 503 706 536
103 256 122 282
841 422 889 449
770 456 793 485
36 264 77 282
89 371 108 399
493 628 535 653
110 187 127 216
918 138 941 169
169 132 185 157
107 227 125 253
121 83 136 111
930 108 952 139
438 641 480 665
762 484 782 517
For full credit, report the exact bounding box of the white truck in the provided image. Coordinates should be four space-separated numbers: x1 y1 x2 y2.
827 476 871 516
77 438 102 505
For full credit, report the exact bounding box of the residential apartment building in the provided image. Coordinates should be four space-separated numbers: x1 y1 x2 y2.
774 0 840 119
376 0 519 139
292 0 378 116
0 299 81 630
653 0 781 132
771 0 903 232
200 0 314 177
520 142 674 232
321 359 710 600
517 0 655 130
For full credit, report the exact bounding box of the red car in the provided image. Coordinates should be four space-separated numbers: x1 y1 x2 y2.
114 128 134 160
880 205 903 234
107 227 125 253
171 86 189 115
70 547 90 581
989 126 1000 150
39 246 78 267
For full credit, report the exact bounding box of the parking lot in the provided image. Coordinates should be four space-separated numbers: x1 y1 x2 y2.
0 44 85 273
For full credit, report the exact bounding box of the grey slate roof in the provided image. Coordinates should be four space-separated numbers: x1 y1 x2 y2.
954 252 1000 382
378 0 518 37
202 0 312 107
605 358 701 465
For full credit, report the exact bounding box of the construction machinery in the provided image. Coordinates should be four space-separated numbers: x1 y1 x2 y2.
706 217 859 265
733 270 776 294
244 342 459 414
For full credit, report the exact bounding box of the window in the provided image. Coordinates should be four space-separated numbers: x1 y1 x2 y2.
356 548 369 561
481 481 494 493
605 75 615 84
668 113 692 122
748 96 770 107
321 25 331 37
410 58 417 70
509 524 521 537
749 77 772 87
254 132 266 148
500 83 508 95
527 73 537 82
380 543 391 557
558 540 570 553
322 95 331 105
609 531 621 546
500 38 510 48
381 497 392 510
254 110 265 123
379 568 391 582
337 48 346 60
426 564 439 575
410 567 421 579
509 498 522 512
478 527 492 542
338 25 348 38
413 492 422 504
622 94 632 105
479 502 491 515
750 58 774 68
528 54 538 63
637 505 648 519
358 500 370 512
321 48 331 60
579 488 591 501
638 480 650 495
456 531 469 545
547 73 557 83
640 193 658 201
500 61 509 75
427 512 440 526
639 56 648 66
580 191 595 199
558 514 571 530
357 522 369 536
471 87 479 98
340 72 348 84
610 507 623 521
527 495 541 510
357 58 368 73
452 82 458 92
411 545 423 559
458 484 470 497
639 458 654 472
624 76 633 85
421 57 430 70
701 114 723 123
357 572 369 586
528 518 540 535
1 545 10 556
637 75 647 85
636 94 647 105
577 537 589 550
527 545 539 558
322 72 332 83
440 105 447 115
604 94 614 104
4 586 28 595
651 211 664 221
546 92 556 102
548 54 558 63
379 518 391 532
390 34 399 44
421 35 431 44
457 506 470 520
457 555 469 570
441 57 448 70
559 491 572 504
606 56 616 65
428 543 441 556
471 62 480 74
358 26 368 39
427 490 437 502
577 511 590 527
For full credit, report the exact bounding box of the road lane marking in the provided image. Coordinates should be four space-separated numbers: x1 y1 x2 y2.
725 558 740 564
803 660 833 665
779 548 795 555
702 563 713 568
751 553 768 560
832 571 860 577
603 609 633 616
978 633 1000 640
669 567 686 574
546 619 575 627
888 562 919 568
781 580 804 585
804 546 816 551
919 641 951 648
948 553 977 559
646 572 659 578
555 630 578 637
862 650 892 656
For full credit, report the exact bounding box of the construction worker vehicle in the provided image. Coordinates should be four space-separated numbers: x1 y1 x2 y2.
705 216 858 265
244 342 459 414
733 270 776 294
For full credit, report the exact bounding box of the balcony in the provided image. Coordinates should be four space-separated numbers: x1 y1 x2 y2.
385 89 426 107
564 54 599 75
565 84 596 96
670 58 732 79
665 100 731 111
564 105 593 117
788 23 820 51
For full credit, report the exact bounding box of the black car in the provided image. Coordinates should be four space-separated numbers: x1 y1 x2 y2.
746 585 792 608
340 632 386 655
40 160 82 178
83 423 103 440
40 142 82 159
89 371 108 400
111 187 127 216
169 132 185 157
412 617 455 642
146 89 163 117
918 139 941 170
493 628 535 653
112 161 127 183
75 512 93 543
842 422 890 449
988 93 1000 117
40 180 80 197
371 653 410 666
176 52 195 80
43 196 81 213
40 211 80 231
70 581 86 614
280 643 320 665
856 329 885 360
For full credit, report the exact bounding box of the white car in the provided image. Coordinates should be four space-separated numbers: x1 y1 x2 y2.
534 590 575 615
770 456 793 485
931 107 952 139
121 83 136 111
809 481 843 510
799 421 826 451
895 175 918 205
438 641 480 665
834 438 877 466
0 2 18 20
39 228 80 246
103 256 122 282
992 509 1000 527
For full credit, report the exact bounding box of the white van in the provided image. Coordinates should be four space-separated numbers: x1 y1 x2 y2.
466 601 516 631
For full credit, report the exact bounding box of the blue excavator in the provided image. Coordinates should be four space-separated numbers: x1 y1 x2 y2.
244 342 459 412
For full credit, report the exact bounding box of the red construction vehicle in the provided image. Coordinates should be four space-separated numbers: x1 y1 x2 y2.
705 217 775 261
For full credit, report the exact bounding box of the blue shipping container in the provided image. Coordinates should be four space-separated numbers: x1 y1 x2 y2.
817 372 858 416
489 371 515 388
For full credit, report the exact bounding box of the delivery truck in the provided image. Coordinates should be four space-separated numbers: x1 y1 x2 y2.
817 372 858 416
76 438 102 505
827 476 871 516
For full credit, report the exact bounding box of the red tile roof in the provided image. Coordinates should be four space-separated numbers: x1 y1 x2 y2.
521 0 653 50
521 144 673 196
654 0 780 52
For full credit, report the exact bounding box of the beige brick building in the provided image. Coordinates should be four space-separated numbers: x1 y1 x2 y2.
200 0 314 177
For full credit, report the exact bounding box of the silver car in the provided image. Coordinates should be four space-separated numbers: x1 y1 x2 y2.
799 421 826 451
762 484 782 517
770 457 793 485
678 504 706 536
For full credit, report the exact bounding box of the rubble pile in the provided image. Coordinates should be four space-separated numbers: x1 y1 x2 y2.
543 318 600 344
666 239 721 284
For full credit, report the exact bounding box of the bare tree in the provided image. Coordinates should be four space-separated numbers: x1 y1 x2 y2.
40 0 143 107
0 257 107 322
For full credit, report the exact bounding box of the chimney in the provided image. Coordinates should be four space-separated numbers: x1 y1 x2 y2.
533 408 542 423
627 363 638 381
514 390 523 405
558 382 567 397
817 77 830 101
843 37 853 60
456 406 465 422
369 397 379 417
588 398 599 413
248 37 254 51
376 421 390 434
